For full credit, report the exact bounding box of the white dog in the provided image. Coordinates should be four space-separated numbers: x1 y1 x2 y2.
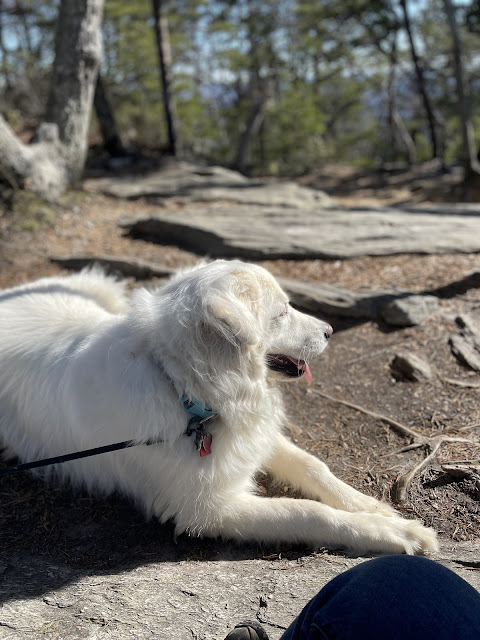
0 260 438 555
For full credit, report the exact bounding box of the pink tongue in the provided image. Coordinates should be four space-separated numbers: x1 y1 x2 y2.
303 362 313 383
287 357 313 382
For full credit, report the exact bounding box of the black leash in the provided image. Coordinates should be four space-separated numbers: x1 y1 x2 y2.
0 397 217 478
0 414 216 478
0 437 164 478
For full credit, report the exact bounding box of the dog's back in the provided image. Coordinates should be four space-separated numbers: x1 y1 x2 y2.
0 269 129 459
1 268 126 343
0 268 128 317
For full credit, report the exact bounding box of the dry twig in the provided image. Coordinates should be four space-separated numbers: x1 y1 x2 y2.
311 388 476 503
442 377 480 389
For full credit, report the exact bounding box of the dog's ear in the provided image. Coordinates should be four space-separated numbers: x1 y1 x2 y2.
207 298 261 346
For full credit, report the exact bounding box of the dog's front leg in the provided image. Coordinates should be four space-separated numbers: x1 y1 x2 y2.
264 433 397 517
203 493 438 555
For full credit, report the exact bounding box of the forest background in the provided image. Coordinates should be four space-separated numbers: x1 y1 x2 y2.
0 0 480 184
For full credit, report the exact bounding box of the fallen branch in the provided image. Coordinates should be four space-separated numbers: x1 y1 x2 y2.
311 387 477 503
392 439 442 503
442 377 480 389
310 389 420 440
458 422 480 432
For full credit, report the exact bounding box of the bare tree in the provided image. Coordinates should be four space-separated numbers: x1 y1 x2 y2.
387 42 416 165
399 0 440 161
233 85 270 174
0 0 12 92
365 21 416 165
466 0 480 161
152 0 178 156
231 1 276 174
0 0 104 201
443 0 480 178
94 72 125 157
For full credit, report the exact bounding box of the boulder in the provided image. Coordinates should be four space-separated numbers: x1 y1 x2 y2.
279 278 400 320
455 314 480 350
390 352 433 381
380 295 439 327
449 335 480 372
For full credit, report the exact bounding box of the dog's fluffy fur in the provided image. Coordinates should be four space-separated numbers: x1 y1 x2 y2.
0 260 438 555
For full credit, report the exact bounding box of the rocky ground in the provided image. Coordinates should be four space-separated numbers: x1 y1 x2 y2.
0 161 479 639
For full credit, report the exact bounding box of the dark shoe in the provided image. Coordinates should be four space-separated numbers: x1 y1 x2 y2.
224 620 270 640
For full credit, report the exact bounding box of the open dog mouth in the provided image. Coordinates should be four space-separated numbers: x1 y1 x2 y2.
267 354 312 382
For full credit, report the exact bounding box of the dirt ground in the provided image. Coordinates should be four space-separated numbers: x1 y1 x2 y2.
0 167 479 574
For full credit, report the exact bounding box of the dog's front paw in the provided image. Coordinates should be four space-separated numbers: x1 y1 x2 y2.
387 517 439 555
347 512 439 556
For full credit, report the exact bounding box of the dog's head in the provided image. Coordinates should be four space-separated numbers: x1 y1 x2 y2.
131 260 332 384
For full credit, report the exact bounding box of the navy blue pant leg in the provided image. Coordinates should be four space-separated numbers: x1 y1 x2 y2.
280 555 480 640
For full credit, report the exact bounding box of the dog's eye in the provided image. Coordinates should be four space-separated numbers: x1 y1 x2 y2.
278 305 288 318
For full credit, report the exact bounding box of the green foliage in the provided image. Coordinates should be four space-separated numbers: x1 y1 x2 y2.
265 84 326 175
1 0 479 173
8 190 57 230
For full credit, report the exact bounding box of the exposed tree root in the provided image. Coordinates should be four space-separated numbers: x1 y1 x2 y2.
311 388 476 503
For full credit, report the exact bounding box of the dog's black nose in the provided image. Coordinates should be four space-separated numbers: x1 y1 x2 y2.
324 325 333 340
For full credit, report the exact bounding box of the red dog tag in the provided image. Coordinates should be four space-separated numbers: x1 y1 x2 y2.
199 433 212 457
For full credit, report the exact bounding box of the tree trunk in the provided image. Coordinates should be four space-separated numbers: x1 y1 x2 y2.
0 0 104 201
94 72 125 157
0 117 67 198
0 0 12 92
387 45 416 165
233 93 268 174
152 0 178 156
442 0 480 177
46 0 104 184
399 0 440 160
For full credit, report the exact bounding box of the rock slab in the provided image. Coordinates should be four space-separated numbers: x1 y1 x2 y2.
51 255 173 280
121 204 480 259
1 544 479 640
85 162 333 209
279 278 401 319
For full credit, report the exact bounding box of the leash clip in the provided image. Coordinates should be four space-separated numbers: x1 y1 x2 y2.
182 395 216 457
186 414 215 457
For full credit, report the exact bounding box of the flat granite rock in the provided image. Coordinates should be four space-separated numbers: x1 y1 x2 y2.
278 278 402 320
179 180 334 208
1 543 478 640
51 255 173 280
85 162 333 209
121 204 480 259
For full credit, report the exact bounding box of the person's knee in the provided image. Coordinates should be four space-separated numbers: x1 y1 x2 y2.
283 554 480 640
352 554 442 581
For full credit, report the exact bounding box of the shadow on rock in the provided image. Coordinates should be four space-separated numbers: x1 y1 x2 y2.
0 464 311 604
